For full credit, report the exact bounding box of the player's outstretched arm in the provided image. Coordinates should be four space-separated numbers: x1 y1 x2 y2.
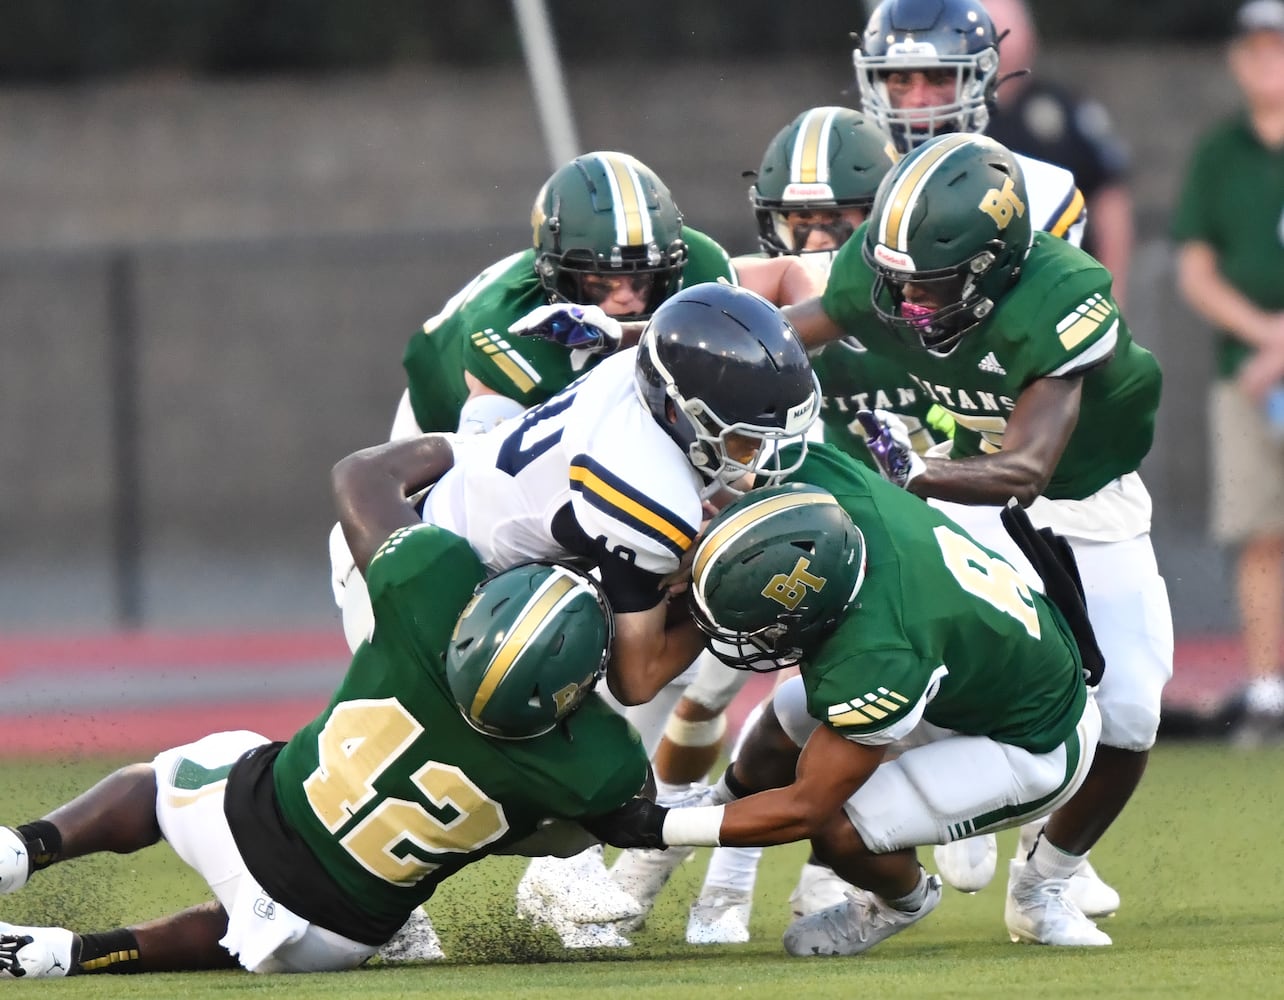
909 374 1083 508
331 435 456 576
781 297 848 351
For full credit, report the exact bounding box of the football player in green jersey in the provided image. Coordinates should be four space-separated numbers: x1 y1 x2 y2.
0 436 647 979
586 445 1103 957
781 132 1172 946
394 149 820 441
613 107 948 942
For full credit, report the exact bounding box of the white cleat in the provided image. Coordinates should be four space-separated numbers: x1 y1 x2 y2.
0 829 30 895
610 845 695 932
788 862 853 918
1016 823 1120 919
516 847 643 925
1066 857 1121 919
686 888 752 945
933 833 998 894
0 923 74 979
782 876 942 957
373 906 445 963
1004 860 1112 947
516 847 640 949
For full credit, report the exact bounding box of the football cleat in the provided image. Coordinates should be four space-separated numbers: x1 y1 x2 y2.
932 833 999 894
0 923 74 979
516 847 643 925
610 844 695 932
782 876 942 957
1066 858 1121 919
1016 823 1120 918
788 862 854 918
373 906 445 963
1004 859 1112 947
686 888 752 945
0 828 30 895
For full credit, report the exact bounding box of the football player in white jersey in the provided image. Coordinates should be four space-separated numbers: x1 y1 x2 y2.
333 282 820 948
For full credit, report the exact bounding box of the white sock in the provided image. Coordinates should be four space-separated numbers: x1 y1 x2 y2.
1246 675 1284 714
702 843 763 896
1026 833 1085 882
886 867 929 913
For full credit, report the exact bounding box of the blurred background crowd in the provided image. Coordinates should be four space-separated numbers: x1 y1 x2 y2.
0 1 1279 734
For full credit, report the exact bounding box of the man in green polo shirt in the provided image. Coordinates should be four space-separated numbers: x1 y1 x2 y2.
1173 0 1284 747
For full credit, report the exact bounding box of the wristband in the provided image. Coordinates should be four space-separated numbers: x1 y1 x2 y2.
660 804 725 847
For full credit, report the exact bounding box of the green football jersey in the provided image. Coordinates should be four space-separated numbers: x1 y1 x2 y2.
811 337 944 468
401 227 736 432
821 228 1162 500
271 524 646 927
787 443 1087 753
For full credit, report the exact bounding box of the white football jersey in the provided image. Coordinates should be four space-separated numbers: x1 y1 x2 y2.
422 348 704 577
1014 151 1086 247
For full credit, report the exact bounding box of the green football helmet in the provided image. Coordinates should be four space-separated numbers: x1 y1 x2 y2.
862 132 1032 356
445 561 613 740
531 151 688 321
750 106 898 258
688 483 867 670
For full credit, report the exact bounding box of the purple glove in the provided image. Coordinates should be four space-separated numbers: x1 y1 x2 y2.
855 409 926 489
508 303 623 353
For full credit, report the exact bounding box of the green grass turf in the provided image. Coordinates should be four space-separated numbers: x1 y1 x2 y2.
0 741 1281 998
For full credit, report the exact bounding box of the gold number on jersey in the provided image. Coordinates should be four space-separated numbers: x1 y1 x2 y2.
762 556 828 610
302 698 510 886
933 525 1040 639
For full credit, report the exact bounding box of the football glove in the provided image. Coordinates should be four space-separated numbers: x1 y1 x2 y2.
855 409 926 489
579 797 668 850
508 304 623 371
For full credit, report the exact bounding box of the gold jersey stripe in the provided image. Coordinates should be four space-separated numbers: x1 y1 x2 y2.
1047 187 1086 239
601 153 646 246
469 574 577 721
693 491 840 583
827 707 873 727
570 464 695 550
878 133 974 250
472 331 537 393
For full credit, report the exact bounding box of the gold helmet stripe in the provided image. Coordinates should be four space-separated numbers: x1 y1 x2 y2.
469 570 579 723
878 133 976 251
791 107 840 185
693 490 840 586
597 152 652 248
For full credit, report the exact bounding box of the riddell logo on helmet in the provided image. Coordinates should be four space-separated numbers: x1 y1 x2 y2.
873 244 916 272
785 396 818 432
782 183 835 202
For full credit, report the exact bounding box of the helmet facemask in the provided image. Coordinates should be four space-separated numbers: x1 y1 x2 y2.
538 240 688 321
687 485 869 672
643 332 821 499
866 239 1008 357
856 51 999 152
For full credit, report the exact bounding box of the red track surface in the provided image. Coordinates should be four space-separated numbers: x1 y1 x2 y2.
0 630 1252 756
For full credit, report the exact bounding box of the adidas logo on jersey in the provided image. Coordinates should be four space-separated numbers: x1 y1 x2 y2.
977 351 1007 375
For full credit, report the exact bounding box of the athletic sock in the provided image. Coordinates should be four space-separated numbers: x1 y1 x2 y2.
886 867 930 913
1025 832 1085 882
74 929 141 975
16 821 62 873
